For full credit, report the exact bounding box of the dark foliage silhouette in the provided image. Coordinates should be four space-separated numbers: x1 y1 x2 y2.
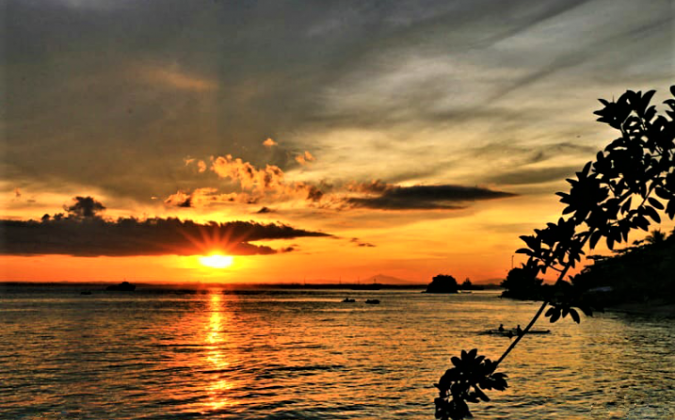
435 86 675 420
572 228 675 305
499 266 543 299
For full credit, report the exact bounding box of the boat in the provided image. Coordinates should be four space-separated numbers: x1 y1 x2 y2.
480 328 550 337
80 291 92 295
342 297 356 303
106 281 136 291
365 299 380 304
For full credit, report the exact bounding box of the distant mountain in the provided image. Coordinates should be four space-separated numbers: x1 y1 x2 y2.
362 274 418 285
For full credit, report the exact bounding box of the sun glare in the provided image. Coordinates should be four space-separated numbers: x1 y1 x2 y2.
199 254 234 269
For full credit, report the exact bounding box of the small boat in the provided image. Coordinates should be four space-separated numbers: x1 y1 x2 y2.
480 328 550 337
342 297 356 303
365 299 380 304
80 291 92 295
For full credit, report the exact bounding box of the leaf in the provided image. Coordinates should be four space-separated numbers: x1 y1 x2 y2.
648 197 664 210
475 387 490 402
569 308 580 324
589 230 603 249
666 200 675 220
582 161 592 177
644 206 661 223
547 307 561 323
516 248 533 256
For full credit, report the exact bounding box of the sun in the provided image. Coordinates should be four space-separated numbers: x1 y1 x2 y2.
199 254 234 269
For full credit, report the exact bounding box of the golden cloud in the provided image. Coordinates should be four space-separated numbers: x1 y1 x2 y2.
263 138 278 148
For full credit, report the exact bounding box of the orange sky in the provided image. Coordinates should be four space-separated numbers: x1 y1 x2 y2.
2 0 674 284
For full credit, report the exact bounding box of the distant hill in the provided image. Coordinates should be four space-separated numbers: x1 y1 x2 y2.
362 274 419 285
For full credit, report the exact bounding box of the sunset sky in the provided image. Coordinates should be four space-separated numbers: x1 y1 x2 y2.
2 0 674 283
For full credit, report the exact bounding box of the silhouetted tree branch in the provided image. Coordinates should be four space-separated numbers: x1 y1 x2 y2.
435 86 675 420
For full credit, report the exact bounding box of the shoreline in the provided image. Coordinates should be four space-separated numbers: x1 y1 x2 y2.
606 302 675 316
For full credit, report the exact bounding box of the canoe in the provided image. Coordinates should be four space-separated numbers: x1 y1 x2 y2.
480 329 551 337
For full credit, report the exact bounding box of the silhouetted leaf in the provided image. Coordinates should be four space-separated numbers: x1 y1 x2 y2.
589 230 602 249
515 248 533 256
644 206 661 223
666 200 675 219
475 387 490 402
569 308 580 324
648 197 664 210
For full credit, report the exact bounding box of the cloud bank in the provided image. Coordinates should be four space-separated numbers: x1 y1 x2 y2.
1 196 331 257
171 155 516 212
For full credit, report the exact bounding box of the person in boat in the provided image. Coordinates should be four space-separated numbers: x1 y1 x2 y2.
516 325 523 336
498 324 504 332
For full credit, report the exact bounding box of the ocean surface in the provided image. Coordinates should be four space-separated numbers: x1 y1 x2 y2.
1 286 674 420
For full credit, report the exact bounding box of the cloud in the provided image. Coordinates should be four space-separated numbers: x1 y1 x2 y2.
350 237 376 247
1 216 331 257
295 151 316 165
64 196 106 218
263 138 278 148
211 155 286 193
180 155 517 212
164 188 256 208
175 155 325 208
14 188 21 198
347 185 516 210
347 179 391 194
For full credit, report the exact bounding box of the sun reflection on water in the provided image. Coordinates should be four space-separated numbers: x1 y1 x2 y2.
204 292 235 412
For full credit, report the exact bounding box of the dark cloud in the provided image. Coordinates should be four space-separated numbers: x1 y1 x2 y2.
350 238 376 247
0 217 331 257
256 206 274 214
347 185 515 210
64 196 106 218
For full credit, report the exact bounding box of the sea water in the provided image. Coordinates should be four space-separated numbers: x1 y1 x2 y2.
1 287 674 419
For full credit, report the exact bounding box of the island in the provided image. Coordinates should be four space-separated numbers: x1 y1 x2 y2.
425 274 459 294
106 281 136 291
